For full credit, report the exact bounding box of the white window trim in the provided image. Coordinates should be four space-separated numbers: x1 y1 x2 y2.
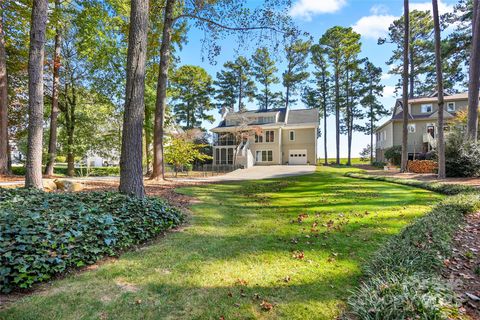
421 104 432 113
265 130 275 143
408 124 416 133
256 150 273 162
289 130 295 141
254 133 263 143
447 101 456 112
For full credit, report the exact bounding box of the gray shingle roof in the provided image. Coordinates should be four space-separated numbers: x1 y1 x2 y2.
286 109 318 124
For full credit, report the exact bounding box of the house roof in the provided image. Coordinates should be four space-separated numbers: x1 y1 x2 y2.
405 92 468 104
374 91 469 133
211 107 318 131
286 109 318 125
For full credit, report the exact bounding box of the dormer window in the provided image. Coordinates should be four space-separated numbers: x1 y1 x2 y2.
256 116 276 124
225 119 240 126
447 102 455 112
421 104 432 113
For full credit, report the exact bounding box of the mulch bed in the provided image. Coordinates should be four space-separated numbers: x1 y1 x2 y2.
0 175 24 183
442 212 480 319
83 179 207 209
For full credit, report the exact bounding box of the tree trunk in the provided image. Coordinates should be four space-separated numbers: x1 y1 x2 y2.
119 0 149 197
238 76 243 112
66 138 75 177
285 85 290 109
467 0 480 140
401 0 410 173
370 106 374 164
322 81 328 165
0 12 9 175
346 70 351 166
45 1 62 176
145 105 152 175
25 0 48 189
409 47 415 98
264 82 268 110
151 0 175 180
432 0 446 179
335 69 340 165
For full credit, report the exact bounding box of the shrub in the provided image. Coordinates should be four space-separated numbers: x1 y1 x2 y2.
349 274 459 320
347 186 480 318
384 145 402 165
372 161 386 168
0 189 184 292
445 129 480 177
407 160 438 173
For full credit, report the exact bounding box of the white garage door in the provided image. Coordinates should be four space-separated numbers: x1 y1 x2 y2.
289 149 307 165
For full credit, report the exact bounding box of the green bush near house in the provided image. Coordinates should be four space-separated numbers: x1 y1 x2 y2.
445 129 480 177
0 188 184 293
384 145 402 166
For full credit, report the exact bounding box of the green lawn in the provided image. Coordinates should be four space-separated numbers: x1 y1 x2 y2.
0 167 442 320
321 157 368 165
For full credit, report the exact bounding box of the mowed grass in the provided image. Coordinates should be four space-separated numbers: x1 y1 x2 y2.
0 167 442 320
321 157 368 165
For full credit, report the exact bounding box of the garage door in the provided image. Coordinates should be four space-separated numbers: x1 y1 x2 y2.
289 150 307 165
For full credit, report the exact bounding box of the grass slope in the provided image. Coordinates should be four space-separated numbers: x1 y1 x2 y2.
0 167 442 320
321 158 367 165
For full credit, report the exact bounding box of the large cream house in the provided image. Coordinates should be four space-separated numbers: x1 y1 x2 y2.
211 108 319 167
375 92 470 162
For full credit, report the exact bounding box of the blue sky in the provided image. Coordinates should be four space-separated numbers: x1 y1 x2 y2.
176 0 458 158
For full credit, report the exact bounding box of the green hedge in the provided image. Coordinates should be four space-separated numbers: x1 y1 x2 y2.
0 189 184 293
345 174 480 319
10 166 120 177
345 172 477 195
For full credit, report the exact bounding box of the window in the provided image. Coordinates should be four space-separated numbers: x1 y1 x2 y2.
265 130 275 142
256 150 273 162
289 130 295 141
256 116 275 124
216 147 234 164
225 119 240 126
421 104 432 113
447 102 455 112
255 133 263 143
408 124 416 133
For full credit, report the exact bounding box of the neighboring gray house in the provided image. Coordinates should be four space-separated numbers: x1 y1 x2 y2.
375 92 470 162
211 108 319 167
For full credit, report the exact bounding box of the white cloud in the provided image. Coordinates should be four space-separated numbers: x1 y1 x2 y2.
383 85 397 98
370 4 389 15
352 14 398 39
381 72 392 81
289 0 347 21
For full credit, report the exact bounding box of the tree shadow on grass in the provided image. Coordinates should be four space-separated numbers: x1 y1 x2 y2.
0 169 441 320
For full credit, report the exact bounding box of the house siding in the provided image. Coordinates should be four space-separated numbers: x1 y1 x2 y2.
248 128 282 165
281 128 317 164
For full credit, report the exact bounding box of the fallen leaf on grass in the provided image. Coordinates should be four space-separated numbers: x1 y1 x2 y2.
235 279 248 286
260 300 273 311
292 251 305 260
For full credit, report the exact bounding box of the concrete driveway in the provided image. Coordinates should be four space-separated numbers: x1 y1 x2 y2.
206 165 316 182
